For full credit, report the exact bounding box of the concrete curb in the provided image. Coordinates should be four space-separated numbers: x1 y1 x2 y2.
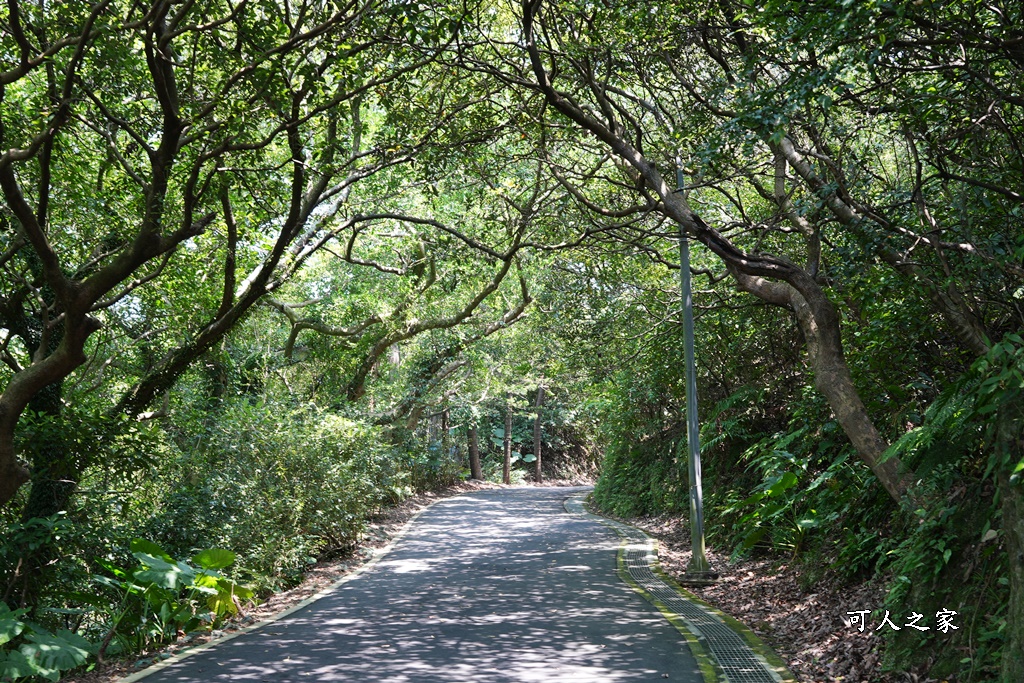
564 492 797 683
646 547 797 682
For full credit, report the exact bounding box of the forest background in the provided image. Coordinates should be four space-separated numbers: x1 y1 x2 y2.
0 0 1022 681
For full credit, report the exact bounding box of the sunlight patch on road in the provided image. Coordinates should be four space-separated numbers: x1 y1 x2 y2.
378 558 435 573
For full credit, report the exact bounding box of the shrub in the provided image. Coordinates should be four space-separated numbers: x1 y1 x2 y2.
147 401 407 592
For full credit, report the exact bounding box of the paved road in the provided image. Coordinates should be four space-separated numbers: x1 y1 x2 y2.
134 487 704 682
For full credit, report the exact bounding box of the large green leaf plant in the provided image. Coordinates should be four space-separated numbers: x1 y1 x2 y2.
0 538 252 681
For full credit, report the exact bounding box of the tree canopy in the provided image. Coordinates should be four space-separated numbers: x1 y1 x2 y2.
1 0 1022 680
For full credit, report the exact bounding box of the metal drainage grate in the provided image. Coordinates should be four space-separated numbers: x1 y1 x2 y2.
565 494 784 683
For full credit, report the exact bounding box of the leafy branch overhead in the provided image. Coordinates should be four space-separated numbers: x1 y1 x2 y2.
0 0 1022 681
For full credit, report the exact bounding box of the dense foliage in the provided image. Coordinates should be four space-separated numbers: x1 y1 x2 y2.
1 0 1021 680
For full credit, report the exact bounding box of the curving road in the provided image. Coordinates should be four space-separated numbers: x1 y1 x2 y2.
129 487 704 683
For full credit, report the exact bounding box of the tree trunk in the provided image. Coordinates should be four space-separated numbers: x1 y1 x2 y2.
998 400 1024 682
786 285 912 500
732 271 914 501
533 386 545 483
468 427 482 480
519 15 916 504
4 379 75 608
0 321 96 508
0 431 30 507
441 407 451 462
405 405 425 432
1002 470 1024 682
20 381 74 522
503 394 512 485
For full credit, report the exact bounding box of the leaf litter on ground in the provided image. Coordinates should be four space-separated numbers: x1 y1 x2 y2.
622 512 945 683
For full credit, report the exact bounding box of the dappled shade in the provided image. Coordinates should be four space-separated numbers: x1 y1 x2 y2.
137 488 701 682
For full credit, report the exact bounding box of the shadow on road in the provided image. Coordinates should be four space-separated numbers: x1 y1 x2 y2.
133 487 702 683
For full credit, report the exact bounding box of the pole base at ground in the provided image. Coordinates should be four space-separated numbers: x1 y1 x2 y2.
680 554 718 585
678 570 720 586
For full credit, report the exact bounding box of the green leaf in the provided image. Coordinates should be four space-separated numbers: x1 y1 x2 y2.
158 602 172 624
95 558 127 580
219 579 254 601
0 649 43 680
132 554 196 590
0 618 24 647
21 630 94 672
206 591 238 616
734 491 765 508
206 578 253 616
193 573 221 589
0 607 25 646
130 539 173 563
765 471 799 496
796 517 819 530
91 575 127 592
192 548 236 570
741 527 767 549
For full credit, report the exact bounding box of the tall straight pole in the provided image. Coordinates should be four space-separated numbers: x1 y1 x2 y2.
677 167 712 576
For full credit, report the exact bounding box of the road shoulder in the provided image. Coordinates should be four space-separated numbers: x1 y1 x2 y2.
565 492 797 683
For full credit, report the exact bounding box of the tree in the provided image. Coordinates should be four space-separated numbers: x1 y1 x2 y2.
464 0 914 501
468 425 482 480
503 391 512 484
491 0 1022 675
258 117 563 422
0 0 458 508
533 384 544 482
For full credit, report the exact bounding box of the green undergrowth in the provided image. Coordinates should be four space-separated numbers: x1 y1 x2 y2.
147 401 410 592
591 376 1011 681
1 537 251 682
0 397 465 681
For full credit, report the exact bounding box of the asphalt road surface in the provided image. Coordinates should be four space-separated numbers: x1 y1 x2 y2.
132 486 704 683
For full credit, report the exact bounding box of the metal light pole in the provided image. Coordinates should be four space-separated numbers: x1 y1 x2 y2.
676 166 714 580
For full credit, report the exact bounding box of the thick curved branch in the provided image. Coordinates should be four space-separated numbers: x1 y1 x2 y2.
346 225 527 402
776 135 992 357
265 296 382 359
373 274 533 425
